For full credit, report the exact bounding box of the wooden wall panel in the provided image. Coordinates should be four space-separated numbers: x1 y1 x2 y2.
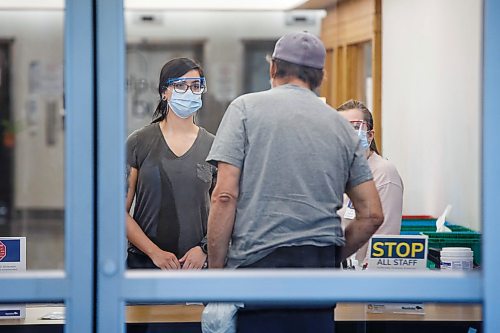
322 16 374 48
372 0 382 149
321 0 375 48
321 49 334 105
337 46 344 104
335 46 346 105
318 0 383 151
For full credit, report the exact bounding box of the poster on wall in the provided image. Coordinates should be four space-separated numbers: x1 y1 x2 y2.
0 237 27 319
28 61 63 96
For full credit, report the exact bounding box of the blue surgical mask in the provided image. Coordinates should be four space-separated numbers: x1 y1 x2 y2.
168 90 202 119
358 127 370 150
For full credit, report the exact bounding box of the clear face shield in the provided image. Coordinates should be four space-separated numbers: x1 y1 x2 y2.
350 120 370 150
349 120 369 133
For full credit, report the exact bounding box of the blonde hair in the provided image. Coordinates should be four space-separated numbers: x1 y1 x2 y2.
337 99 380 155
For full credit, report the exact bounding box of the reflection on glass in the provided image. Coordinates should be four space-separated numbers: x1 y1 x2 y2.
0 9 64 270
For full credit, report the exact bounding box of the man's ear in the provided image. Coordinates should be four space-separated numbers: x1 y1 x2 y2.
269 61 277 79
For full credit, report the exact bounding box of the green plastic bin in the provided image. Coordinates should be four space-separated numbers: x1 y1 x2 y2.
401 218 472 235
401 218 480 268
421 231 482 266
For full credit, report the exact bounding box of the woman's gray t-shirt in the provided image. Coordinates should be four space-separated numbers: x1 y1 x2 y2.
127 123 216 258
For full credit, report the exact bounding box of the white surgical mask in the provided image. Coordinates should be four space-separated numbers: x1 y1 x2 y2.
358 126 370 150
168 89 202 119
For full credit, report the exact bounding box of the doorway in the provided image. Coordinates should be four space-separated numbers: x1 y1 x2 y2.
0 39 12 228
243 40 277 94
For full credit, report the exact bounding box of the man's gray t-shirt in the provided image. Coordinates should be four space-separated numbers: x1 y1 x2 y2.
207 84 373 268
127 124 216 258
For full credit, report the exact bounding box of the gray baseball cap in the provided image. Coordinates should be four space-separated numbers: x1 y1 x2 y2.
272 31 326 69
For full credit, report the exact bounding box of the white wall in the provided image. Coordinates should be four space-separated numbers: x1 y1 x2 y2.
382 0 482 230
0 11 64 210
1 9 322 210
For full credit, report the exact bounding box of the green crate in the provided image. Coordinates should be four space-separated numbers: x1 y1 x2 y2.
421 231 482 266
402 224 471 233
427 260 437 270
401 219 477 234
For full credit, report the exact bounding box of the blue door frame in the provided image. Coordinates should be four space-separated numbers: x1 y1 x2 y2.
481 0 500 332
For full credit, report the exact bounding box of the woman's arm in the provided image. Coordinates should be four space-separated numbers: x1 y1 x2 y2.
374 181 404 235
356 181 404 263
126 167 180 269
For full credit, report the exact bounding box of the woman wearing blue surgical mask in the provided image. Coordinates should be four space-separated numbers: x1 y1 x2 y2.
337 99 404 267
126 58 216 270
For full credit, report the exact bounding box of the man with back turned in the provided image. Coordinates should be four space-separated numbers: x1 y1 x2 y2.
206 31 384 332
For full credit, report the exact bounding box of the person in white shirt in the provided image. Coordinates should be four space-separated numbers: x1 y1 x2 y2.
337 99 404 266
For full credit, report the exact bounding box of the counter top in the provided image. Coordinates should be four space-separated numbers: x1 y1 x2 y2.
0 303 482 326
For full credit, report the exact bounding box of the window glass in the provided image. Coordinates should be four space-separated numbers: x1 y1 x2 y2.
0 8 65 270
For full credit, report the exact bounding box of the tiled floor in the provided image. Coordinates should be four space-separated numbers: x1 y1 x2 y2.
0 218 64 270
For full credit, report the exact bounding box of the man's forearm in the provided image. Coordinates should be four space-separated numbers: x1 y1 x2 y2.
342 181 384 262
340 216 382 262
207 197 237 268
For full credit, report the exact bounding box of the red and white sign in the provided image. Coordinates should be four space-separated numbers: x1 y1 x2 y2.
0 237 26 320
0 241 6 261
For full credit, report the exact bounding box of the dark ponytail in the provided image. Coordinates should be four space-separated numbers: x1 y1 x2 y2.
151 57 204 123
337 99 380 155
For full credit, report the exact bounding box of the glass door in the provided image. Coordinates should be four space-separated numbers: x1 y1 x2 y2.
0 0 94 332
96 1 497 333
